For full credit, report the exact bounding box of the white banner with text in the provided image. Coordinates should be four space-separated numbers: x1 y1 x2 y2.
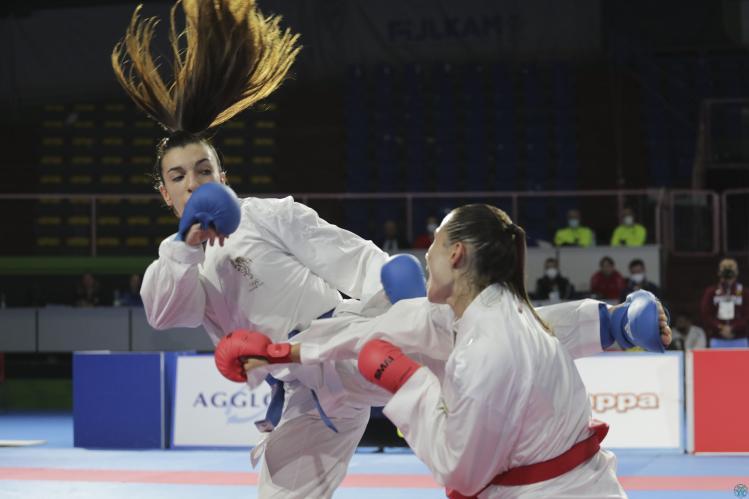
575 352 683 450
172 355 272 447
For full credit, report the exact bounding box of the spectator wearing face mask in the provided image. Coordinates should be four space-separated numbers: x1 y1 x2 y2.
700 258 749 343
611 207 647 247
412 215 438 249
534 257 575 302
554 209 595 247
620 259 661 301
668 313 707 351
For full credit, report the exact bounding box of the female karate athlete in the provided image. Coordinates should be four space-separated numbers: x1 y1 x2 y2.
115 2 662 497
112 2 392 496
355 204 629 498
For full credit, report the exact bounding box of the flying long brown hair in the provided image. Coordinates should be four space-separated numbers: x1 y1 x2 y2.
111 0 301 135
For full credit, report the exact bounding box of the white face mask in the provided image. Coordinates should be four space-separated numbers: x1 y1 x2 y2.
545 268 559 279
623 215 634 226
568 219 579 228
630 273 645 283
426 223 438 235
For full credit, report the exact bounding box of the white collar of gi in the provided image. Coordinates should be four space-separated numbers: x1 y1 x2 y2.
452 283 507 333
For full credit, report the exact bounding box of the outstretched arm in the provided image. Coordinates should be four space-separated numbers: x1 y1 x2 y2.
538 297 671 358
141 235 207 330
293 298 454 364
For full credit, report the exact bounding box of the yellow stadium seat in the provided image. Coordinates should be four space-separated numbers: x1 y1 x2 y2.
223 137 246 146
104 120 125 128
68 216 91 226
223 155 243 165
97 216 122 226
36 216 62 225
156 215 177 225
73 121 95 128
102 137 125 146
133 137 154 147
104 103 125 112
70 175 93 184
252 156 274 165
126 237 149 247
255 120 276 129
71 156 94 165
96 237 121 247
40 156 63 165
72 137 95 147
101 175 124 184
37 237 61 247
43 104 64 112
66 237 90 247
73 103 95 112
42 120 64 128
40 175 63 184
253 137 275 146
131 156 152 165
126 216 151 226
102 156 124 165
129 174 151 185
250 175 272 185
134 120 155 128
42 137 64 147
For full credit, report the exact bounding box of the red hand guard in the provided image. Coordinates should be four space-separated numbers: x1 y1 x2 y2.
214 330 293 382
357 339 421 393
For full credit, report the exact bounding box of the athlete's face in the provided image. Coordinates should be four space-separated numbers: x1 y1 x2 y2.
425 213 457 304
159 142 226 217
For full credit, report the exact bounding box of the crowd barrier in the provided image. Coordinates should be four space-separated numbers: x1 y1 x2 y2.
71 351 686 450
0 246 661 354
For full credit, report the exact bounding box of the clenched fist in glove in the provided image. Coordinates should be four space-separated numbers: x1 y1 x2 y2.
177 182 241 243
214 330 294 382
357 339 422 393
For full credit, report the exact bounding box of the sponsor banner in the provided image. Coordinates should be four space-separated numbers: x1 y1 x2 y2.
690 349 749 453
575 352 683 450
172 355 272 447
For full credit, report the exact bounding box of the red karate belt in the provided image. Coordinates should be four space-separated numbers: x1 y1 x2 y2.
446 420 609 499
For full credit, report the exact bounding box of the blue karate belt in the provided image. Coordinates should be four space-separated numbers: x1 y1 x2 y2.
254 309 338 434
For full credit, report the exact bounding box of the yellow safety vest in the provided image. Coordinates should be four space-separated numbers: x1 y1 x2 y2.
554 226 594 247
610 224 647 246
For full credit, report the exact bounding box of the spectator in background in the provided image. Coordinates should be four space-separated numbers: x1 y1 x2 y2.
610 207 647 246
700 258 749 342
668 313 707 351
75 272 101 307
554 209 595 247
118 273 144 307
620 258 661 301
412 215 438 249
380 219 409 253
534 257 575 302
590 256 625 302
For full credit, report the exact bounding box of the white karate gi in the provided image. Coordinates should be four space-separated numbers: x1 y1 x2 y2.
382 285 626 498
142 194 618 498
141 195 388 498
295 297 606 407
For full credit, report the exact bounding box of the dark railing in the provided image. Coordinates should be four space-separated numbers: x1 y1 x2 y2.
0 187 730 256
